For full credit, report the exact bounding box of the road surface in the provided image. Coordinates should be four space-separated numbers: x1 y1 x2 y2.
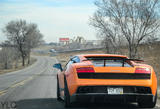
0 56 159 109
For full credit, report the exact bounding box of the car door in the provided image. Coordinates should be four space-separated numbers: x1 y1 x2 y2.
59 56 80 97
58 60 73 97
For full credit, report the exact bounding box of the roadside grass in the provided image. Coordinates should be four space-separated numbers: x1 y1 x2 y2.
31 52 50 56
0 57 37 75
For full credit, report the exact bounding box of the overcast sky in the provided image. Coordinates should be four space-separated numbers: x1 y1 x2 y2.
0 0 97 43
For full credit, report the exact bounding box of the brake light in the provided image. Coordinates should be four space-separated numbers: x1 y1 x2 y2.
135 68 150 74
76 67 95 73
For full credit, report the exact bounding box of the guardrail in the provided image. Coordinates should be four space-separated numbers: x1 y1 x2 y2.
56 47 104 53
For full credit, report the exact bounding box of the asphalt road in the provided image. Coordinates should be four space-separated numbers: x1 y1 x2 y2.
0 56 159 109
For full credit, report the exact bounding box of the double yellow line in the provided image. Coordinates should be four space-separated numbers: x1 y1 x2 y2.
0 76 34 96
10 76 33 88
0 65 47 96
0 90 7 96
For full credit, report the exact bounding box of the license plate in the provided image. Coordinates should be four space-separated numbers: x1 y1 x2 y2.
107 87 123 94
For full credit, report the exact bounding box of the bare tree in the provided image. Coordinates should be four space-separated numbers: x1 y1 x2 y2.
90 0 160 58
24 23 43 64
3 19 43 66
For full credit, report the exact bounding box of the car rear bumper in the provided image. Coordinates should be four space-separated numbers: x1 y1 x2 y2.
70 93 154 103
68 79 156 95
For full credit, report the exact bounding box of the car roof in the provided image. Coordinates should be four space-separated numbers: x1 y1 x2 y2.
76 54 127 60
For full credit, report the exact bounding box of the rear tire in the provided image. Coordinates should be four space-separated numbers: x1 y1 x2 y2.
64 76 71 108
57 75 61 101
138 92 157 108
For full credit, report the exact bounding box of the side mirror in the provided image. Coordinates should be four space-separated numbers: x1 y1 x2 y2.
70 58 76 63
53 63 63 71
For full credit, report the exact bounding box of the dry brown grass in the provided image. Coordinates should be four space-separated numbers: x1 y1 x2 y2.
0 57 37 75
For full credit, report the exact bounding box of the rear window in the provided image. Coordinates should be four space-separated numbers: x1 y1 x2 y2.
85 57 132 67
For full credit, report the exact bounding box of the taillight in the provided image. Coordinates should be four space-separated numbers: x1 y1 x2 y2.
76 67 95 73
135 68 150 74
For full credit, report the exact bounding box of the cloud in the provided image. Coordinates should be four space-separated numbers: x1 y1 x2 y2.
0 0 97 43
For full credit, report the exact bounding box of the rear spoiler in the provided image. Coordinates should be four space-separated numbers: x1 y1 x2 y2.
82 57 144 67
83 57 144 62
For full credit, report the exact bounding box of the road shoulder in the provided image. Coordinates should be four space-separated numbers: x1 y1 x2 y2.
0 57 37 75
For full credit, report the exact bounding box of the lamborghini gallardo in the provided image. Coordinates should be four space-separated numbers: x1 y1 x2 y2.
53 54 157 108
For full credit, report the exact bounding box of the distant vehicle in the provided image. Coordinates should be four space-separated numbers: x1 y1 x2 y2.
49 49 56 53
53 54 157 108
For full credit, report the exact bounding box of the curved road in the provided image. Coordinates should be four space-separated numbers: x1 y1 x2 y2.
0 56 159 109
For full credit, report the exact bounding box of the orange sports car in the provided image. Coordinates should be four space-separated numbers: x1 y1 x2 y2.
53 54 157 108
